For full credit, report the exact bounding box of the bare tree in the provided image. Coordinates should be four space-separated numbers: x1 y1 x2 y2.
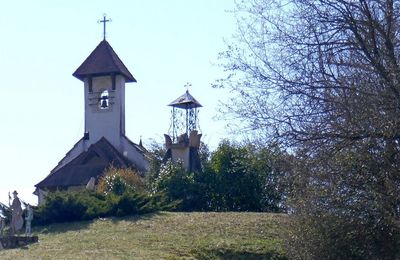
218 0 400 257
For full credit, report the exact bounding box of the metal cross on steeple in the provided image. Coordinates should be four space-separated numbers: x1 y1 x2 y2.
184 82 192 92
98 14 111 40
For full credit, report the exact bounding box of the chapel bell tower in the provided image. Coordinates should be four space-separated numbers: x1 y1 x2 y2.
72 40 136 149
163 85 203 172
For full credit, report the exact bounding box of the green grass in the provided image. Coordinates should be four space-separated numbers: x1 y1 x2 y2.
0 212 288 259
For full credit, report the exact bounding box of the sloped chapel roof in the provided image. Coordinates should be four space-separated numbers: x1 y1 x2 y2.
73 40 136 82
168 90 202 109
35 137 137 189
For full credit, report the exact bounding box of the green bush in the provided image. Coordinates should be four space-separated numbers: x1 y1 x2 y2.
208 141 289 212
150 141 289 212
109 192 160 217
34 192 89 225
0 202 10 225
33 190 171 225
97 166 145 195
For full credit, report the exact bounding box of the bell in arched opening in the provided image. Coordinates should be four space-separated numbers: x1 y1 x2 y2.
99 90 109 109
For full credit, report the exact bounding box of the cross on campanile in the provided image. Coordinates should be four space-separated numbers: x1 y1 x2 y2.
98 14 111 40
184 82 192 92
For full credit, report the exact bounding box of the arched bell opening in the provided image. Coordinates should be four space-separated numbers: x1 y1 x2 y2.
99 90 109 109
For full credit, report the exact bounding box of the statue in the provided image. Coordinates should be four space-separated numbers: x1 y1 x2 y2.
25 205 33 236
9 191 23 235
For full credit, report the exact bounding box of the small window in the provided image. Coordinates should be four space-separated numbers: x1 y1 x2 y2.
99 90 109 109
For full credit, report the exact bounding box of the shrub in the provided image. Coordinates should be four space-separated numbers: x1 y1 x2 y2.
97 166 145 195
152 160 193 211
150 140 289 212
110 192 159 217
208 141 288 212
0 202 10 224
33 190 169 225
34 191 93 225
286 149 400 259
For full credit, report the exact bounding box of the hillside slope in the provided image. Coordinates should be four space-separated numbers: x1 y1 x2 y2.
0 212 288 259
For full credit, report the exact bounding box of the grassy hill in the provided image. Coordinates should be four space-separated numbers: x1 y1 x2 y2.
0 212 288 259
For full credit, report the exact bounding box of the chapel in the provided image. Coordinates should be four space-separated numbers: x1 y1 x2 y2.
34 36 149 204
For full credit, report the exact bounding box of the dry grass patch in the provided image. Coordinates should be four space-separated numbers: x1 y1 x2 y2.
0 212 288 259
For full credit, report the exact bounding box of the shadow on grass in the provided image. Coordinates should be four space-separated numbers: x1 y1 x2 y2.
192 248 288 260
33 212 164 235
33 219 91 235
109 211 169 224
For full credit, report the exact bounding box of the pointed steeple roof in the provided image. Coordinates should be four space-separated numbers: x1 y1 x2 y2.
168 90 202 109
73 40 136 82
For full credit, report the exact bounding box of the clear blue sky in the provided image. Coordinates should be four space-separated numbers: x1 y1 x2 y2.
0 0 237 205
